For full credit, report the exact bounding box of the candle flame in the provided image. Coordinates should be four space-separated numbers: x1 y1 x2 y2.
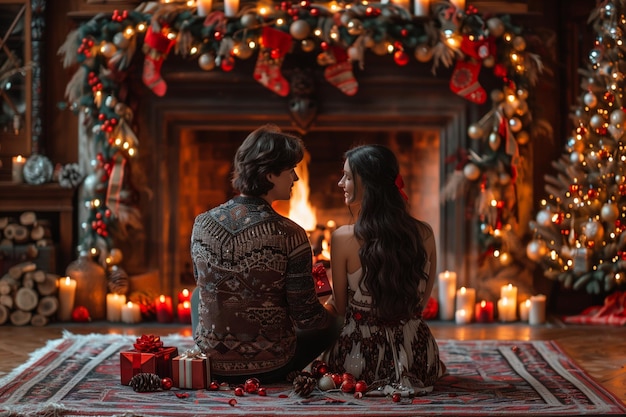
480 300 486 307
160 295 166 302
182 288 189 297
127 301 133 307
65 276 71 285
183 301 190 308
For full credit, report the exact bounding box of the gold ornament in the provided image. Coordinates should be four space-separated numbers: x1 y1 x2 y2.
289 20 311 40
414 44 433 62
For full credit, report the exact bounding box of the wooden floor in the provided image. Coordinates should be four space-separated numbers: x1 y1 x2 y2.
0 320 624 405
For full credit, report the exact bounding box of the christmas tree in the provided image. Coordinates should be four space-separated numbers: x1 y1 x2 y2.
527 0 626 296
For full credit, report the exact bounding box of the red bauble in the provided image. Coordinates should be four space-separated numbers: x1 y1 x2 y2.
161 377 173 390
209 381 219 390
392 392 401 402
341 379 355 393
258 387 267 396
221 56 235 72
330 373 343 386
234 386 245 396
355 380 368 393
72 306 91 322
422 296 438 320
394 50 409 66
244 377 260 393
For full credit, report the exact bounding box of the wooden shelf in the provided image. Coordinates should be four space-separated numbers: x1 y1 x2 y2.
0 182 76 274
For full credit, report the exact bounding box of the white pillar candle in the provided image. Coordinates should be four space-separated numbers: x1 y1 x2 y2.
455 308 470 325
121 301 141 324
197 0 212 17
519 299 531 322
500 284 518 303
223 0 239 17
438 270 457 320
529 294 547 325
455 286 476 319
106 293 126 322
12 155 25 183
57 276 77 321
497 297 516 322
413 0 430 16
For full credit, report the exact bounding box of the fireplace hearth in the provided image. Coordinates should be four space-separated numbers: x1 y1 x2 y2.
86 55 481 300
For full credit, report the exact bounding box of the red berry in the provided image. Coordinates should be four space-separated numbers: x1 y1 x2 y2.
228 399 237 406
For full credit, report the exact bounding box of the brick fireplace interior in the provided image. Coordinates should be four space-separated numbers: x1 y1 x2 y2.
105 55 488 300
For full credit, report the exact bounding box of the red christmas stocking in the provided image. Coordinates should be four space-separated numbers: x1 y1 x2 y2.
143 25 175 96
449 60 486 104
324 47 358 96
253 27 292 97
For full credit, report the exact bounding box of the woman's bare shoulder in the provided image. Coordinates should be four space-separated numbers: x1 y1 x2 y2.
332 224 354 239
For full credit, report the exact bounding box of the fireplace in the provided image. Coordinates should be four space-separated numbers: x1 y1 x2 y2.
108 56 476 299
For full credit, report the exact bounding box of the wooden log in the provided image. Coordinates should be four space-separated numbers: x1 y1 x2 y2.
30 314 49 327
0 304 8 325
36 239 54 247
19 211 37 226
15 287 39 311
0 275 18 294
4 224 29 243
0 238 12 246
0 294 13 309
31 269 47 283
37 295 59 317
0 217 10 230
10 309 32 326
22 274 35 289
37 274 58 296
30 224 51 241
7 262 37 280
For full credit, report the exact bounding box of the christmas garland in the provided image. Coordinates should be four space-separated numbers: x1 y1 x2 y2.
58 0 546 261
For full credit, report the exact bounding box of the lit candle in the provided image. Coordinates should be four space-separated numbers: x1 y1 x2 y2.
413 0 430 16
223 0 239 17
437 271 457 320
178 300 192 324
497 297 517 322
12 155 25 183
529 294 546 325
156 295 174 323
121 301 142 324
500 284 518 303
455 308 470 325
197 0 213 16
519 299 531 322
455 286 476 320
178 288 191 304
106 293 126 322
475 300 494 323
57 276 77 321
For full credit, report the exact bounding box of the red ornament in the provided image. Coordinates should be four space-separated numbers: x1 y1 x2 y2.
392 392 401 402
71 306 91 322
355 380 368 393
394 50 409 66
244 377 260 393
228 399 237 406
209 381 219 390
330 373 343 386
221 56 235 72
234 386 245 396
258 387 267 396
161 377 173 390
341 379 355 393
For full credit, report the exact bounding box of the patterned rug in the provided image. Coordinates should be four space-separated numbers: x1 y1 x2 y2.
1 332 625 417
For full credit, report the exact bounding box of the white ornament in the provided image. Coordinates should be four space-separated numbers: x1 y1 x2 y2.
526 240 548 262
601 202 619 223
583 92 598 108
463 163 481 181
536 209 552 227
582 219 604 242
468 124 483 139
318 374 336 391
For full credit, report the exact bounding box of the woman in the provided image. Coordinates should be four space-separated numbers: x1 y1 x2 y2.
190 124 337 384
324 144 445 395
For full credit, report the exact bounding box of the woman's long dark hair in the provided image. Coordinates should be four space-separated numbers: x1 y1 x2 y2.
346 144 430 322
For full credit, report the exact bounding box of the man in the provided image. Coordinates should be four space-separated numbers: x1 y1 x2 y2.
190 124 337 383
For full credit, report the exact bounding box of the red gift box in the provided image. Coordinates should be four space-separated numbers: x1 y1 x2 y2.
172 351 211 390
119 335 178 385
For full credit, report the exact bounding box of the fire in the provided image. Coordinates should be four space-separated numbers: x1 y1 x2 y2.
289 150 317 231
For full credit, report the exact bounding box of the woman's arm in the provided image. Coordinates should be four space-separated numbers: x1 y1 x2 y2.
329 226 352 317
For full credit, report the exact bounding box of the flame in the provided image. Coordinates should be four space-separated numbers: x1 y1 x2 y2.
289 150 317 231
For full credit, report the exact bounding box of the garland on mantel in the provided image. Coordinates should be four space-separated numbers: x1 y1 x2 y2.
58 0 548 266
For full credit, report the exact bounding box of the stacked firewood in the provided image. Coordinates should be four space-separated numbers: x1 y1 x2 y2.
0 211 59 326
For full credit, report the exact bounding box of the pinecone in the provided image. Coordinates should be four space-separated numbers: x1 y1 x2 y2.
293 373 317 397
129 373 162 392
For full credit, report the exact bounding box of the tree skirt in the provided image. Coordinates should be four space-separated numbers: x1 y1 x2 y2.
1 332 624 417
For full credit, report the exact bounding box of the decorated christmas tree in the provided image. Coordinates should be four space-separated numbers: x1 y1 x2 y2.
527 0 626 297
